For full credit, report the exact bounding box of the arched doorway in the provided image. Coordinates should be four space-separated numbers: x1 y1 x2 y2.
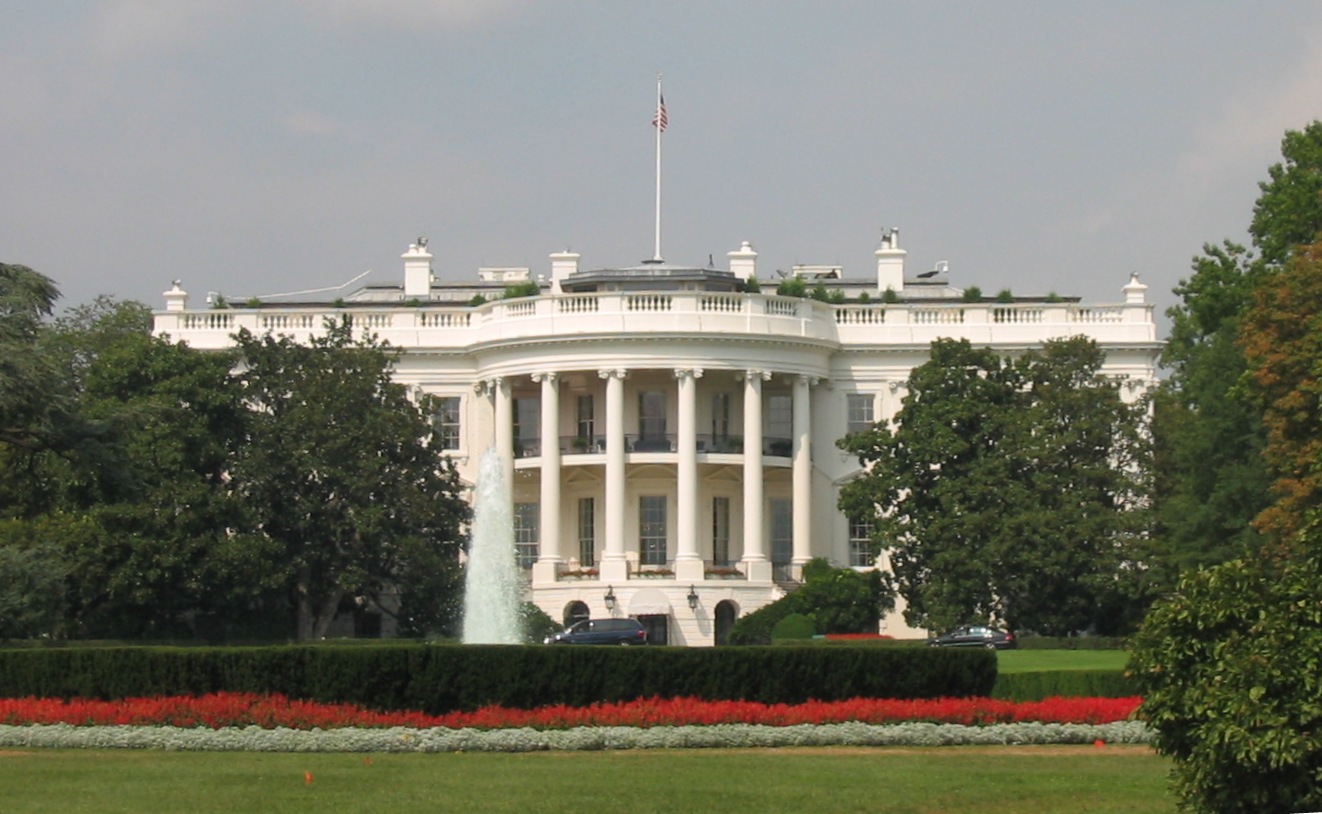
714 600 738 645
564 601 590 627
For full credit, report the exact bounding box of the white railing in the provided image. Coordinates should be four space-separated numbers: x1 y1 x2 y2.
157 293 1155 350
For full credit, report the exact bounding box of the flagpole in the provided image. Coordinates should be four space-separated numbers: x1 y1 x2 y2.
653 73 664 262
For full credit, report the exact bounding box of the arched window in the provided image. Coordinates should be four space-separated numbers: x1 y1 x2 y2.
714 600 739 646
564 601 590 627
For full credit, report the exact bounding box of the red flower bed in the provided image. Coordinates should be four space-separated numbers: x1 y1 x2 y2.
0 694 1141 731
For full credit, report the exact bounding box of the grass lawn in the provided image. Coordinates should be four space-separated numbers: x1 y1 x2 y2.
997 649 1129 674
1 745 1173 813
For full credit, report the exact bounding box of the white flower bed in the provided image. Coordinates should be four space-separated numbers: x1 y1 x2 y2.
0 721 1152 753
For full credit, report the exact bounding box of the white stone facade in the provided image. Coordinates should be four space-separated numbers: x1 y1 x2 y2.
154 232 1160 645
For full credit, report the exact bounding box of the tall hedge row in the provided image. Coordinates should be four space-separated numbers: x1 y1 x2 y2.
0 645 996 713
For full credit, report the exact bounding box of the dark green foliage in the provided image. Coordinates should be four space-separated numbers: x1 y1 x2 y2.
839 337 1149 635
991 669 1135 701
770 613 816 640
881 287 900 304
727 560 894 644
742 276 761 293
0 644 997 712
961 285 982 302
520 602 560 644
775 276 806 297
1014 636 1127 650
995 288 1014 303
1129 551 1322 814
1250 120 1322 268
501 281 540 299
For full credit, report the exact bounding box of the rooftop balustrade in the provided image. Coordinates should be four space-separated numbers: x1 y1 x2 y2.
155 291 1156 351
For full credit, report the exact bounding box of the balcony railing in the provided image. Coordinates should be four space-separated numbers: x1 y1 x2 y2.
515 434 794 457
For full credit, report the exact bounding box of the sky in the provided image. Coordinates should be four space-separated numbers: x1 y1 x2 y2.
5 2 1322 333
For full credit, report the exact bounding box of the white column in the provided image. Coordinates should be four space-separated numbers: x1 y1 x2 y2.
493 377 514 490
600 368 629 582
792 375 815 575
675 368 703 581
533 372 561 583
741 370 771 581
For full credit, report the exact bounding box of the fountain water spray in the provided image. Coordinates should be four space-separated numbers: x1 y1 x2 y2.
461 447 523 644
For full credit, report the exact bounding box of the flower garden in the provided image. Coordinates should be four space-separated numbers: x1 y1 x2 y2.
0 692 1150 753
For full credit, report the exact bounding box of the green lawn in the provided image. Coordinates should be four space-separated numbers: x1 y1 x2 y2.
1 746 1173 814
997 649 1129 674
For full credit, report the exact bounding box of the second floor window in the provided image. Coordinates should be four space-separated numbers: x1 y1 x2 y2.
432 396 461 450
847 393 875 435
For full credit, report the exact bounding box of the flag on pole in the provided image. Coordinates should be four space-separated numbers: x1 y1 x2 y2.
653 93 668 132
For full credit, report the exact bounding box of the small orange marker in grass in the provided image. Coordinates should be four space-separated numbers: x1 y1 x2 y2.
1093 740 1105 748
363 756 373 767
304 771 314 785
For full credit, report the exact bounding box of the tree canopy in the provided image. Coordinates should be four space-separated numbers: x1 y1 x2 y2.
839 336 1149 636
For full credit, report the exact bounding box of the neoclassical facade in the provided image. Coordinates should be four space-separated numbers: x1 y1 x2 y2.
154 231 1160 645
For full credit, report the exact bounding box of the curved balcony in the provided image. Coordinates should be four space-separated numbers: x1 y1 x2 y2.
512 434 795 460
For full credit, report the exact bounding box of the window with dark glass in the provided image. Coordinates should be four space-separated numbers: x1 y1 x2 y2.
849 517 874 567
639 495 668 565
578 497 596 567
847 393 875 435
712 496 731 566
514 502 539 568
432 396 461 450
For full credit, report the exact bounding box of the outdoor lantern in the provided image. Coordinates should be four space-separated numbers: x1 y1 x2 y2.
687 585 699 609
604 586 616 610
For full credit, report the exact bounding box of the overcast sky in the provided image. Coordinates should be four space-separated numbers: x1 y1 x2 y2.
6 2 1322 329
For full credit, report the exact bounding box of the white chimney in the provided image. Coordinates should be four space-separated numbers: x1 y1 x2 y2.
1123 272 1148 304
163 280 188 312
402 238 433 299
550 250 580 294
875 227 906 294
728 241 758 284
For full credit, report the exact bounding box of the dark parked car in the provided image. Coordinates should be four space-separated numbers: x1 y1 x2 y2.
545 618 648 645
926 625 1016 650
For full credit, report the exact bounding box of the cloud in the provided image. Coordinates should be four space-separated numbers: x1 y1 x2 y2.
85 0 239 60
294 0 528 33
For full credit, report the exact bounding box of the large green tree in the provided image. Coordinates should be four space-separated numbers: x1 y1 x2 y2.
839 336 1148 635
231 320 468 640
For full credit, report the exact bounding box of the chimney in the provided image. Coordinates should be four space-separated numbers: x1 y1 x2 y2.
550 250 580 294
728 241 758 283
1123 272 1148 304
163 280 189 312
875 227 906 294
402 238 433 299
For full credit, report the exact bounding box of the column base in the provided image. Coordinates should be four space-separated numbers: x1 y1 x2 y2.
598 558 631 583
741 558 774 582
673 558 706 582
531 560 562 586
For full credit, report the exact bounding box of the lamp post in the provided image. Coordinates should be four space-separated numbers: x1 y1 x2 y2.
604 586 617 611
686 585 699 610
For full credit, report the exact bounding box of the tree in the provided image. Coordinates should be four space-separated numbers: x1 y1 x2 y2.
1129 546 1322 814
1239 240 1322 548
1250 120 1322 268
231 319 469 640
0 263 68 457
839 337 1149 635
727 558 893 644
1152 243 1270 572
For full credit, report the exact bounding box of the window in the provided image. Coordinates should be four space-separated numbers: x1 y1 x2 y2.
849 517 875 567
712 497 731 566
639 495 668 565
513 397 540 456
514 502 539 568
578 497 596 567
576 394 595 440
770 498 792 568
847 393 875 435
432 396 461 450
639 391 666 438
711 393 731 439
766 394 793 456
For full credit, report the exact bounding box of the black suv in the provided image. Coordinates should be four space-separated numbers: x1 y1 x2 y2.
545 618 648 645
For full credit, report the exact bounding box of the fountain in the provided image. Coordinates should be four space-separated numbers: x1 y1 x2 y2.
462 447 524 643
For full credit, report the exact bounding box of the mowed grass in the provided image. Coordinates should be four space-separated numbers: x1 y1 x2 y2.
996 649 1129 673
1 746 1173 814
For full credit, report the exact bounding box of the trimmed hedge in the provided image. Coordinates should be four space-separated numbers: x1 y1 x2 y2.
991 669 1135 701
0 645 996 713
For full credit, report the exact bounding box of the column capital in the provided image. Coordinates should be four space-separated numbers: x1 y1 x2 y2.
887 380 907 393
739 369 772 382
796 374 820 388
673 367 704 380
598 368 628 381
530 371 558 384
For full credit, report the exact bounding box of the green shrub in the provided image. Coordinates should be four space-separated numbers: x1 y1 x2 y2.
1129 553 1322 814
776 276 806 298
882 287 900 304
0 644 996 711
992 669 1135 701
501 281 540 299
743 276 761 293
961 286 983 302
770 613 816 640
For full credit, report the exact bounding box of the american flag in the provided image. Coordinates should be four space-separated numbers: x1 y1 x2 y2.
653 94 668 132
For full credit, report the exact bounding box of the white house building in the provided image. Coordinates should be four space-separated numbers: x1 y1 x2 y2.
153 229 1160 645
